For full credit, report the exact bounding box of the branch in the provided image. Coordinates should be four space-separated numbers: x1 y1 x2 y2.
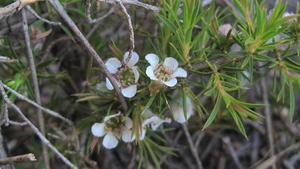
21 9 50 169
0 56 17 63
0 85 78 169
0 153 36 165
25 6 61 25
48 0 128 111
0 81 72 125
84 0 115 24
98 0 160 12
259 62 276 169
0 0 40 19
117 0 135 56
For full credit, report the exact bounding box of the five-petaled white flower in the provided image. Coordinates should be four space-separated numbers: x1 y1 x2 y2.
91 112 135 149
171 96 194 123
138 110 171 140
145 54 187 87
105 51 140 98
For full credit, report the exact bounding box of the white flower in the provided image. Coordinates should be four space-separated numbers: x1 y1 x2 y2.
105 51 140 98
145 54 187 87
219 24 232 36
171 96 194 123
91 112 135 149
138 110 171 140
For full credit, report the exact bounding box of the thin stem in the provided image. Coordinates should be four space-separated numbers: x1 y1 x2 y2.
0 153 36 165
0 81 72 125
0 85 78 169
48 0 128 111
85 0 115 24
26 6 61 25
21 9 50 169
118 0 135 53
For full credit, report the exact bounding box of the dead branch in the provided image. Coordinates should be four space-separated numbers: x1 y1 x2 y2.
48 0 128 111
0 0 41 19
0 153 36 165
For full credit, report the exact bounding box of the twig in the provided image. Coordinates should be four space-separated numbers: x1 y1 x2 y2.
222 137 245 169
98 0 160 12
254 141 300 169
0 153 36 164
21 9 50 169
0 81 72 125
259 65 276 169
0 86 78 169
25 6 61 25
48 0 128 111
0 128 13 169
118 0 135 53
182 124 204 169
0 0 40 19
0 56 17 63
85 0 115 24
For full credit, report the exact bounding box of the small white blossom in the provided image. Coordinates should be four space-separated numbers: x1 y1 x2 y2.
171 95 194 123
138 110 171 140
91 112 135 149
145 54 187 87
219 24 232 36
105 51 140 98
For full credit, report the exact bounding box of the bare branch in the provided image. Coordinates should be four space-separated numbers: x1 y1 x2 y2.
118 0 135 53
85 0 115 24
182 124 204 169
0 81 72 125
0 153 36 165
25 6 61 25
0 86 78 169
98 0 160 12
0 56 17 63
0 0 41 19
259 63 276 169
48 0 128 111
21 9 50 169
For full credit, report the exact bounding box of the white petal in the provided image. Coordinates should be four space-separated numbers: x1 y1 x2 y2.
146 66 157 80
218 24 232 36
123 51 139 67
91 123 106 137
121 85 137 98
102 132 119 149
150 116 171 130
142 109 154 119
124 117 133 129
105 58 121 74
105 78 114 90
163 57 178 71
139 128 146 140
173 68 187 78
145 53 159 66
122 128 135 142
171 97 194 123
132 66 140 83
104 112 121 122
163 78 177 87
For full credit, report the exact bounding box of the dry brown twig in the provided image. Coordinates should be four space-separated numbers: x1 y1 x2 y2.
85 0 115 24
48 0 128 111
25 6 61 25
117 0 135 55
21 9 50 169
0 0 41 19
98 0 160 12
0 84 78 169
0 153 36 165
0 82 72 124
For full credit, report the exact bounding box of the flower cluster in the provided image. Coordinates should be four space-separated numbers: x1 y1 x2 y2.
91 51 193 149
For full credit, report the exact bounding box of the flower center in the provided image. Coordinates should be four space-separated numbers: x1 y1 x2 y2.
105 117 126 137
117 67 135 87
154 64 172 81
